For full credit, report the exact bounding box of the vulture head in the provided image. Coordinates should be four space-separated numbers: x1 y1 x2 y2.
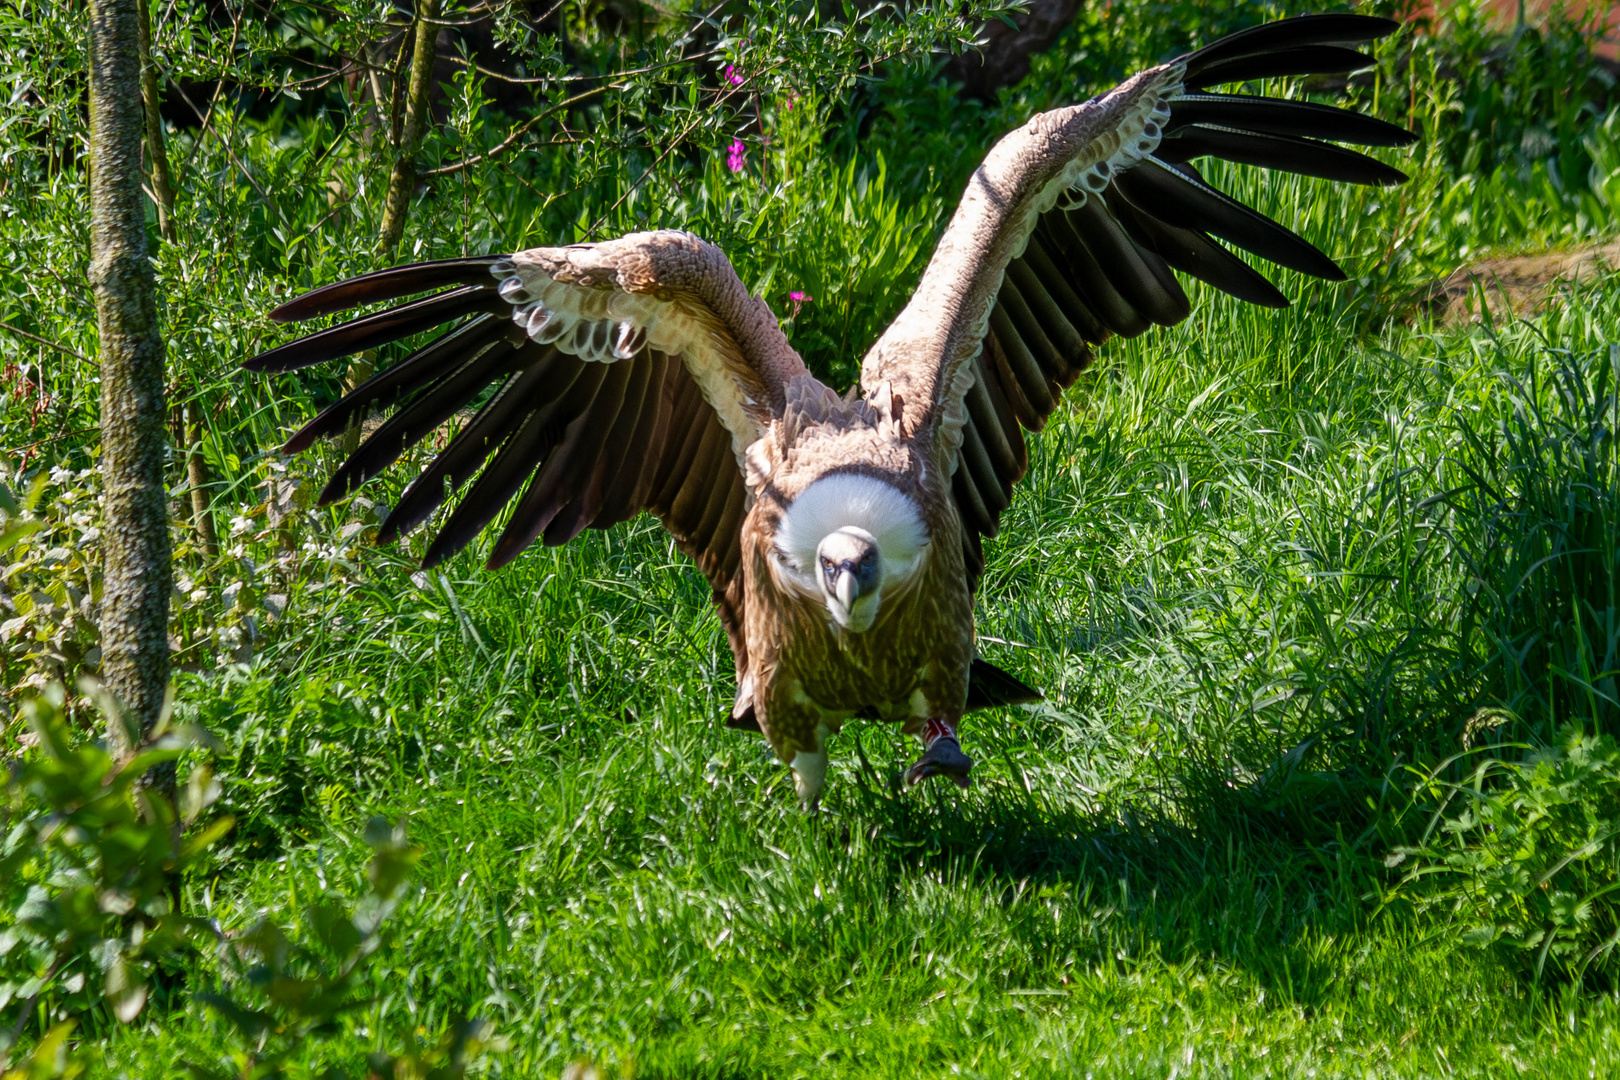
772 472 930 635
817 527 880 632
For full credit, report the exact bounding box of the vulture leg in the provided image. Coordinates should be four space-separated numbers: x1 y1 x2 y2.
904 717 974 790
790 722 832 811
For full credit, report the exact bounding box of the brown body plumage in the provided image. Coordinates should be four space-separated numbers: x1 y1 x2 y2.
739 383 976 764
244 14 1417 806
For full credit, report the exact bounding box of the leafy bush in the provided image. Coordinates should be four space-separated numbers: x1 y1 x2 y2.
190 816 502 1080
2 682 489 1075
1394 724 1620 983
0 472 102 699
1 682 226 1063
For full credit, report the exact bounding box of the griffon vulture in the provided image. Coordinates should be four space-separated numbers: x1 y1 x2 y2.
246 14 1417 807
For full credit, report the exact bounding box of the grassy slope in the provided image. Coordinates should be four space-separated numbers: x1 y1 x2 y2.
95 263 1620 1076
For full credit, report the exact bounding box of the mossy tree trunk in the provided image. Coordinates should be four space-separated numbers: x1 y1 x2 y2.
345 0 441 451
89 0 173 790
375 0 440 261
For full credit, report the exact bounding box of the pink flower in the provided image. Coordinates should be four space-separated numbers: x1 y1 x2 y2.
724 64 744 87
788 290 810 317
726 139 746 173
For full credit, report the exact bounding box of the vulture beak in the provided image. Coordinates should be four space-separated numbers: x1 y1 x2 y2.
817 526 882 633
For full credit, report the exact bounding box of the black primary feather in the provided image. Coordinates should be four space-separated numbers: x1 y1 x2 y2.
1180 13 1398 81
246 286 505 373
281 316 514 453
1106 192 1289 309
1187 45 1376 91
1113 157 1345 280
1168 94 1417 147
376 349 579 545
268 256 509 323
1156 125 1409 186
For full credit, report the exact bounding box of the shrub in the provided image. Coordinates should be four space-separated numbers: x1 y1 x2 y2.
1393 723 1620 983
0 682 227 1063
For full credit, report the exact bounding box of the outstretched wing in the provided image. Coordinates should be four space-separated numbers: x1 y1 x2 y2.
246 230 813 669
859 14 1416 583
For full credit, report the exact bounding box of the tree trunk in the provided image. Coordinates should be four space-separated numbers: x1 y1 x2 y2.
89 0 173 789
184 399 218 558
376 0 441 261
946 0 1081 102
136 0 174 242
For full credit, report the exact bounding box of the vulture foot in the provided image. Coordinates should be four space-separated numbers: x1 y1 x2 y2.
905 736 974 790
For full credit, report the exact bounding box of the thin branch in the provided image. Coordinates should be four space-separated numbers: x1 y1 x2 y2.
436 45 720 86
419 85 606 178
588 65 780 236
0 320 91 364
169 81 269 200
175 4 245 189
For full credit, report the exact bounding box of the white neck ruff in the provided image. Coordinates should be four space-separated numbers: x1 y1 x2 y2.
774 473 929 588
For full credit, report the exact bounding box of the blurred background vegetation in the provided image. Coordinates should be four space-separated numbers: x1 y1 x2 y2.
4 0 1620 1075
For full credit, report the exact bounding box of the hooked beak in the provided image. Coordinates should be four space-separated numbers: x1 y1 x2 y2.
834 567 861 611
827 562 879 633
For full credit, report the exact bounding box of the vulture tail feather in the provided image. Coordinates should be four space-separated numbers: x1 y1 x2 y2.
965 657 1043 709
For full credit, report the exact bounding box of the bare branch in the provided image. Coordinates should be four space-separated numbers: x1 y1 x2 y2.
0 320 92 364
419 85 606 178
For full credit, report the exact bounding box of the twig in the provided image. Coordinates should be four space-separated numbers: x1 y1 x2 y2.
0 320 90 364
176 2 242 185
170 81 268 201
420 86 606 178
436 45 719 86
589 64 780 236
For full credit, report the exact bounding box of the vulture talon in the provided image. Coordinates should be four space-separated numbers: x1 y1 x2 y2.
906 736 974 790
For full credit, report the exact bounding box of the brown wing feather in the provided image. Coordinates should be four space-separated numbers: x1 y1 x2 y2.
246 233 815 693
861 15 1413 587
